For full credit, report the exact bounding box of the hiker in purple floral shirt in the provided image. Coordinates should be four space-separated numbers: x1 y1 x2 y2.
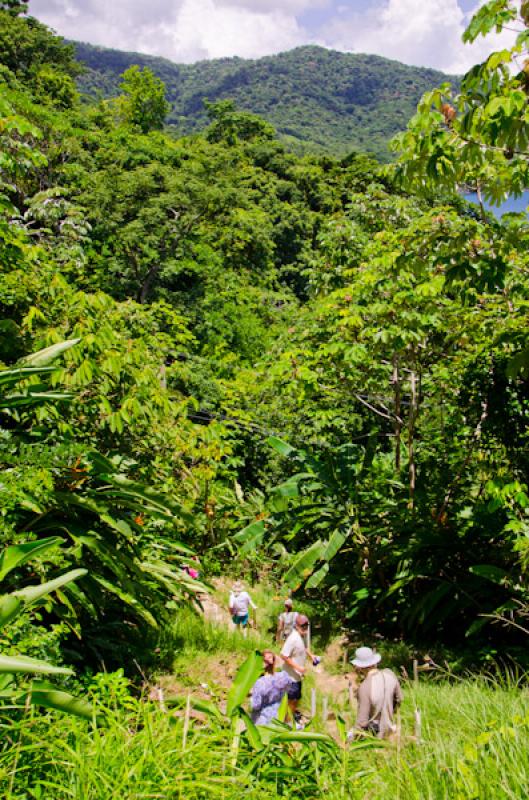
250 651 291 725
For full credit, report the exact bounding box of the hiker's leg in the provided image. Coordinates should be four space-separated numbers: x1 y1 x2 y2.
286 680 301 724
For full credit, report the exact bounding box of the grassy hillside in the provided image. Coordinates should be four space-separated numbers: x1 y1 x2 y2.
74 42 455 161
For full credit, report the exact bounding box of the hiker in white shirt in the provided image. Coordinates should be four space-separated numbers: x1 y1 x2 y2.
228 581 256 637
280 614 316 715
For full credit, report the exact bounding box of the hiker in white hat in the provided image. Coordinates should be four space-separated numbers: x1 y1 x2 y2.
349 646 402 739
228 581 257 637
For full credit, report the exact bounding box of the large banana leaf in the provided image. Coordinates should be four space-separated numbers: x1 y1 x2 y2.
233 520 265 555
13 569 87 605
16 683 94 720
323 529 349 561
305 562 329 589
283 540 324 588
0 654 72 675
226 650 262 717
266 436 297 458
20 339 80 367
0 537 62 582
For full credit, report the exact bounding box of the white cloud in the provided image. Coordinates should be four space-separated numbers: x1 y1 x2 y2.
31 0 184 57
29 0 518 70
318 0 517 73
30 0 307 62
174 0 306 61
216 0 329 12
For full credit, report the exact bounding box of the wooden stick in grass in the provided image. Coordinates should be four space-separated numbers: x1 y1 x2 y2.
413 659 419 689
322 696 328 724
414 708 422 743
182 693 191 751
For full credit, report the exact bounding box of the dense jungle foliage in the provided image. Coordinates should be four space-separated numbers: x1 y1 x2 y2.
73 41 453 161
2 0 529 670
2 0 529 796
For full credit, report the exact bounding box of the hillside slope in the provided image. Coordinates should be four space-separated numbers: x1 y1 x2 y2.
74 42 454 161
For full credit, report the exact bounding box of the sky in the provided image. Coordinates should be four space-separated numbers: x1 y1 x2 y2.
30 0 516 73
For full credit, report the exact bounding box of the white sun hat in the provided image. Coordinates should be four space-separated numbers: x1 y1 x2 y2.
351 646 381 668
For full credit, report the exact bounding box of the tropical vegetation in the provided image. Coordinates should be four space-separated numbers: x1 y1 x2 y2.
74 41 455 161
1 0 529 795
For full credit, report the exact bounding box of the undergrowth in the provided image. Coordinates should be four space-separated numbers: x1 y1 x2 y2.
2 595 529 799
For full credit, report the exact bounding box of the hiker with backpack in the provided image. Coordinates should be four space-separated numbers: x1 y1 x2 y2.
348 646 403 739
276 598 298 642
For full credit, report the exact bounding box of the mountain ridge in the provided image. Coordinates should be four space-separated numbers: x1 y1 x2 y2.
74 41 456 160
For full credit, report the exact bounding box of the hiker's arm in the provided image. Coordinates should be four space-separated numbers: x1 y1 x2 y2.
276 618 284 643
248 595 257 610
355 683 371 730
394 681 403 707
251 681 263 711
280 654 305 676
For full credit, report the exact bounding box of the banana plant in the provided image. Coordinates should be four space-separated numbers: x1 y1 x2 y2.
0 538 93 719
234 436 369 589
1 341 204 646
0 339 79 411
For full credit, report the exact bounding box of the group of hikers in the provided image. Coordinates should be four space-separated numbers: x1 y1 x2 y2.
228 583 402 738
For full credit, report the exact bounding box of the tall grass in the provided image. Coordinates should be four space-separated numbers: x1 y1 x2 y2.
0 705 280 800
3 603 529 799
349 677 529 800
2 674 529 799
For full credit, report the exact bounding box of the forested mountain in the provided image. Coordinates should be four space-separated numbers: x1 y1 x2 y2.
74 42 454 161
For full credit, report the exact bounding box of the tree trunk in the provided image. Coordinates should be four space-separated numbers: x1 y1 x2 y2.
408 369 418 510
138 263 160 304
392 354 402 471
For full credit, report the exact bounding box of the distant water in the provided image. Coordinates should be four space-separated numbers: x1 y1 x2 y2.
464 191 529 218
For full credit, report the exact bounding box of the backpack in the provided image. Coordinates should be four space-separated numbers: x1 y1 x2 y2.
282 611 298 638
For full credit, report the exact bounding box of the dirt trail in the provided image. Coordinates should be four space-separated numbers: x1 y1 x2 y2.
197 582 357 734
201 592 231 626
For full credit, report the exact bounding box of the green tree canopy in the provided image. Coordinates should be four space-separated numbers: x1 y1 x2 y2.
391 0 529 205
118 65 170 133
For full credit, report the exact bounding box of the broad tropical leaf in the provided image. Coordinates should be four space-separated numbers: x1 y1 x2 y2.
20 339 80 366
233 520 265 554
226 650 262 717
0 654 72 675
14 569 87 605
0 537 62 582
0 596 23 629
283 540 324 588
17 683 94 720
